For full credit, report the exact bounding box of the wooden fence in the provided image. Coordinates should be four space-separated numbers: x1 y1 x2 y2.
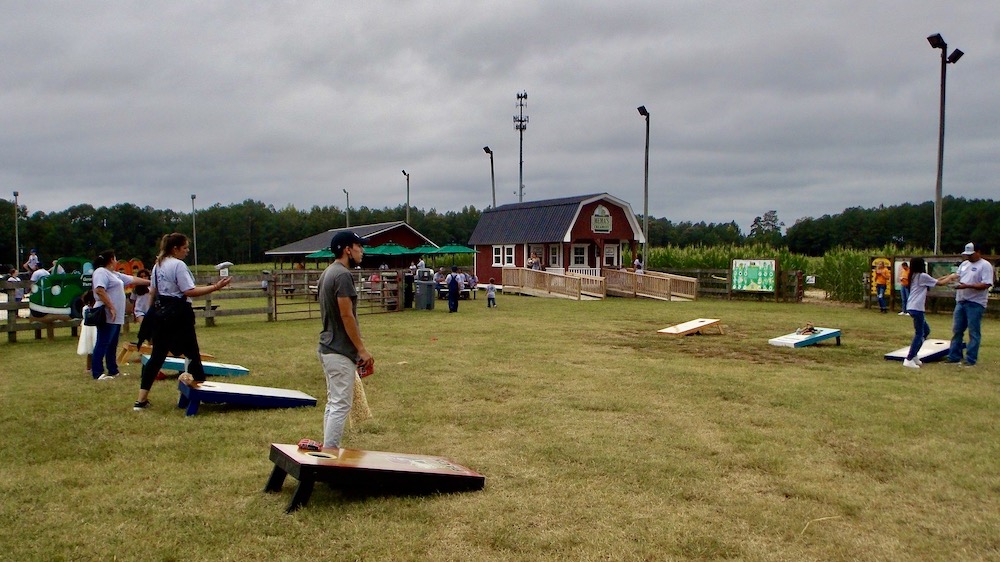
662 268 804 302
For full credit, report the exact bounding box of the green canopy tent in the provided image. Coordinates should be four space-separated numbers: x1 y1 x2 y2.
409 244 440 256
364 242 412 256
432 244 476 255
305 249 334 259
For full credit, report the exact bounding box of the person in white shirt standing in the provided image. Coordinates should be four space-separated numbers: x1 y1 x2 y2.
946 243 994 367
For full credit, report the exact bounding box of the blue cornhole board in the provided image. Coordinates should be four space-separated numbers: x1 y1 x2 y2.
177 380 317 416
768 327 841 348
883 339 950 362
142 354 249 377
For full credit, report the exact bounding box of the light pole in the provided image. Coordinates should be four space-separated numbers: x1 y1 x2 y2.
401 170 410 224
190 194 198 276
637 106 650 265
483 146 496 208
927 33 963 255
13 191 20 269
343 189 350 228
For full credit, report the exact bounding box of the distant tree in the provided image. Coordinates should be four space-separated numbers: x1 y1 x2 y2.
748 210 784 247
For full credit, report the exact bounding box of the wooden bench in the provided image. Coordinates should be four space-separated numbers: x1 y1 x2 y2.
437 288 474 300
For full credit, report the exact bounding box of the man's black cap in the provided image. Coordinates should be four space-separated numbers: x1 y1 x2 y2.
330 231 370 257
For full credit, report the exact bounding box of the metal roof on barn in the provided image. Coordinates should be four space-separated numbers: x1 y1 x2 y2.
265 221 435 256
468 193 640 245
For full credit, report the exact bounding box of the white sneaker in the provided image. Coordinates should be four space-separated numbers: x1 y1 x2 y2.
914 358 923 367
902 359 920 369
897 311 906 316
97 374 116 381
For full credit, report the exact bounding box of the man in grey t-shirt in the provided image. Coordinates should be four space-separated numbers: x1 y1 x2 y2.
317 231 374 448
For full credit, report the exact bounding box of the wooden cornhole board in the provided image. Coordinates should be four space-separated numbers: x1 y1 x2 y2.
658 318 723 336
176 381 316 416
768 327 841 348
142 354 249 377
264 443 486 512
118 342 214 365
883 339 950 362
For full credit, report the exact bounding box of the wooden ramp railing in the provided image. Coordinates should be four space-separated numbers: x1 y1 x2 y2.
501 268 593 300
603 269 698 301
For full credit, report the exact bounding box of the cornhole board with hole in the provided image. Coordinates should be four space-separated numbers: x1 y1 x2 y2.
118 342 215 365
768 327 841 348
883 339 950 362
657 318 723 336
264 443 486 512
176 381 316 416
141 354 249 377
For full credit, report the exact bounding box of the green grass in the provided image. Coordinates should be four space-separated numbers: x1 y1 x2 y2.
1 295 998 561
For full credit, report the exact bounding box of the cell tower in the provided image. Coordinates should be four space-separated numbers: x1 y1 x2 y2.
513 91 528 203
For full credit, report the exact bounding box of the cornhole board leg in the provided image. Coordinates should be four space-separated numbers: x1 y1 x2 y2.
658 318 722 336
177 381 317 417
768 328 841 348
264 444 486 513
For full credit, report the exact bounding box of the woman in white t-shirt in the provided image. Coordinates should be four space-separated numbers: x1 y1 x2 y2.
133 233 230 411
91 250 151 380
902 257 952 369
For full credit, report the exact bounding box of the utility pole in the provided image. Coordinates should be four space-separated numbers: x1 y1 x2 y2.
513 91 528 203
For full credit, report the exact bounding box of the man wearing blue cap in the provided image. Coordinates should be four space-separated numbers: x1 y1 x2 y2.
946 243 994 367
316 231 375 448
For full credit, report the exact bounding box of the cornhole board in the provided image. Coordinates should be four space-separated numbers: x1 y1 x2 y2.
264 443 486 512
176 381 316 416
142 354 249 377
768 327 841 348
118 342 214 365
658 318 723 336
883 339 950 362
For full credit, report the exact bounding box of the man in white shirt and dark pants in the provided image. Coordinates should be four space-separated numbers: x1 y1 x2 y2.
947 243 994 367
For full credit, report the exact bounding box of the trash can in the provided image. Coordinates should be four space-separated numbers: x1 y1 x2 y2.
415 280 436 310
403 273 414 309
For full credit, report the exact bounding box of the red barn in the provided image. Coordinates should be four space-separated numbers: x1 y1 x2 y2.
467 194 645 283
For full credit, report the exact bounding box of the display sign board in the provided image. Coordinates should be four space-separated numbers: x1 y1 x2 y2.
591 205 612 233
731 259 777 293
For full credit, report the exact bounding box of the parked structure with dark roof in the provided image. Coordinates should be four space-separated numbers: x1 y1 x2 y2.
265 221 436 269
468 193 645 282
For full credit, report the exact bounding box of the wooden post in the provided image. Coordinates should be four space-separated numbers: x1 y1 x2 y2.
205 294 215 327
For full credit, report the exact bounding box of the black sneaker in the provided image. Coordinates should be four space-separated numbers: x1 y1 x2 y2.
133 400 151 411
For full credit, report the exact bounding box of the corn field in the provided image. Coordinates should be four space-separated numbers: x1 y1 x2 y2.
631 244 931 303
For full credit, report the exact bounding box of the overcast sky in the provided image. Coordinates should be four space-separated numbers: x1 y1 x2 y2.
2 1 997 234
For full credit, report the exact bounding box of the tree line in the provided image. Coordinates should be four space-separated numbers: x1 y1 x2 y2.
2 196 997 271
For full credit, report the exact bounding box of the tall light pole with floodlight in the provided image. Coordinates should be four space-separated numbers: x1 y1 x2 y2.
343 189 350 228
13 191 20 269
637 106 650 265
402 170 410 224
927 33 963 255
190 194 198 277
483 146 496 208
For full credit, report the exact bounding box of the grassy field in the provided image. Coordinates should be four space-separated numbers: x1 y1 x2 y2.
1 293 998 561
